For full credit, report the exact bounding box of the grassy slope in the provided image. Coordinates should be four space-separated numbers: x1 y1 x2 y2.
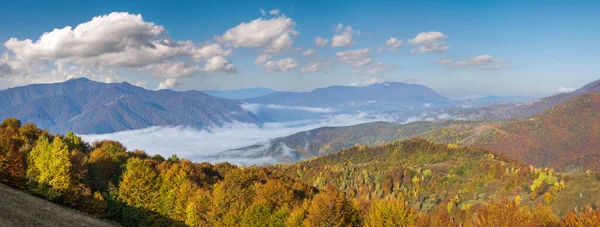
0 183 116 227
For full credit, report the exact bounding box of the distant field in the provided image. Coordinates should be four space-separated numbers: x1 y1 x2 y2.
0 183 116 227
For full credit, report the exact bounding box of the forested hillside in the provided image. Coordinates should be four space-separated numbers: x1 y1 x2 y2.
473 92 600 172
2 118 600 226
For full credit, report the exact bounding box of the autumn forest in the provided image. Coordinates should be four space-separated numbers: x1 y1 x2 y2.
1 117 600 226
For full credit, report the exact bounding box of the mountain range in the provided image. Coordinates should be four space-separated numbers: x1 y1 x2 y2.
226 79 600 171
200 87 276 99
0 78 261 134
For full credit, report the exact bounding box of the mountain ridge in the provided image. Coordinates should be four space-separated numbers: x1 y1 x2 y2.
0 78 261 134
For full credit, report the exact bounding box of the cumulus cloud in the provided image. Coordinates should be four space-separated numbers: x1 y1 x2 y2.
450 54 503 69
264 58 299 72
315 37 329 47
80 113 393 165
219 15 298 53
2 12 236 86
385 37 403 48
204 56 236 72
254 53 272 64
332 24 359 47
336 48 372 67
269 9 280 15
142 61 201 78
300 60 329 73
408 31 450 53
301 49 316 56
157 78 180 90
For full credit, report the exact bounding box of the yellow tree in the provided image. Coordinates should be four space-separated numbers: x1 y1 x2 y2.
27 135 75 197
304 184 361 227
364 199 419 227
118 157 159 210
87 142 128 192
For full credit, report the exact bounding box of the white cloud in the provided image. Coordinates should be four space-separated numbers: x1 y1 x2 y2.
549 86 575 93
204 56 236 72
385 37 403 48
336 48 372 67
80 113 393 165
269 9 280 15
219 15 298 53
408 31 450 53
437 59 453 64
266 104 337 113
350 77 386 86
450 54 496 68
480 64 504 69
300 60 329 73
301 49 316 56
142 61 201 78
157 78 180 90
260 9 266 16
254 53 272 64
2 12 236 85
315 37 329 47
332 24 358 47
5 13 165 61
264 58 299 72
367 63 389 74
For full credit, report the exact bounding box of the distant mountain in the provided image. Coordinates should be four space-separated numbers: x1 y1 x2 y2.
473 95 537 103
243 82 452 121
485 79 600 118
473 92 600 172
246 82 449 108
200 87 276 99
0 78 261 134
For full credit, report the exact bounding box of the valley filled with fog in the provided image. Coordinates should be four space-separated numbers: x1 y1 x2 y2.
80 112 393 165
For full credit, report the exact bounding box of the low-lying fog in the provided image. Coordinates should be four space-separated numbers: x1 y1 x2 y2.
80 113 393 165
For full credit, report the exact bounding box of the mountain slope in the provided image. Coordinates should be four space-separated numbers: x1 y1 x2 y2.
473 92 600 171
0 78 261 134
0 183 116 227
487 79 600 118
222 121 464 163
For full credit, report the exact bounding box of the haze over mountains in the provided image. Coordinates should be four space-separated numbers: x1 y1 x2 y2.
200 87 276 99
2 77 599 166
0 78 260 134
243 82 452 121
0 79 463 135
226 78 600 168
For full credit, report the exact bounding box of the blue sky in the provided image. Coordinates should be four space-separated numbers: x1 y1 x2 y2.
0 0 599 99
